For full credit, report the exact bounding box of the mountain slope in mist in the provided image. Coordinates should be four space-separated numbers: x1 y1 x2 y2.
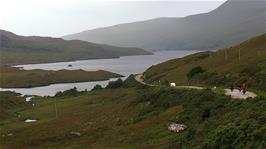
63 0 266 51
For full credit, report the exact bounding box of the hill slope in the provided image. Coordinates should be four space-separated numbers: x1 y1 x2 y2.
0 30 151 65
63 0 266 51
144 34 266 91
1 78 266 148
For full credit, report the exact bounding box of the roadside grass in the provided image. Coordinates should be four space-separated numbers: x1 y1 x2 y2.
211 87 226 95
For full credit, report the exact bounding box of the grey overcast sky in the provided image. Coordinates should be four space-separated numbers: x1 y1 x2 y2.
0 0 226 37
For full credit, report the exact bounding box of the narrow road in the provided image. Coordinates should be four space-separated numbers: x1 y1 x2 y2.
134 74 257 100
135 74 204 89
134 74 154 86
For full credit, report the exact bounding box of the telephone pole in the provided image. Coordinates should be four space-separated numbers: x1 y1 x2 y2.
54 98 58 118
225 49 228 60
238 48 241 62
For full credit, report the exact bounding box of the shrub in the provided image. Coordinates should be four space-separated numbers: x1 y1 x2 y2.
241 66 261 76
55 87 83 97
187 66 205 79
91 84 103 91
106 78 123 89
162 80 170 86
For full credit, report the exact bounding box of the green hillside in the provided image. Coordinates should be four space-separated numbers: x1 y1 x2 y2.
0 66 122 88
0 30 151 65
144 34 266 91
1 77 266 148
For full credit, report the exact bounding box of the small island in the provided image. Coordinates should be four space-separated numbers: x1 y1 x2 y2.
0 66 123 88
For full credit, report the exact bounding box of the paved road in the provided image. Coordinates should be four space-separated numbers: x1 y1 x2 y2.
134 74 257 100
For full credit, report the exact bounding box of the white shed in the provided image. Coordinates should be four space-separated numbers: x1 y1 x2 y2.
170 83 176 87
25 97 33 102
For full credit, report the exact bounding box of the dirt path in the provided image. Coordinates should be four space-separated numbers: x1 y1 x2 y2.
224 89 257 99
134 74 154 86
134 74 257 100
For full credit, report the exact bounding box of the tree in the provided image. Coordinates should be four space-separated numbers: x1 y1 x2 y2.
92 84 103 91
187 66 205 79
106 78 123 89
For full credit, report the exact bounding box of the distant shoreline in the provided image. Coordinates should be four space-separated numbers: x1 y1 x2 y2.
1 52 154 67
0 66 123 88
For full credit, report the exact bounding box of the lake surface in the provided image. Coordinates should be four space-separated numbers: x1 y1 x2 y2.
0 50 198 96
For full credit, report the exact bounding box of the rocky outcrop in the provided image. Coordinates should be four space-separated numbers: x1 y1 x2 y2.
168 123 187 133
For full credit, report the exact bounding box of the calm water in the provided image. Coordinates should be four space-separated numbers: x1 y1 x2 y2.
0 51 198 96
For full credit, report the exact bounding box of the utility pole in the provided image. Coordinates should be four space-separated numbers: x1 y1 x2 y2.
54 98 58 118
238 48 241 62
225 49 228 60
209 51 212 68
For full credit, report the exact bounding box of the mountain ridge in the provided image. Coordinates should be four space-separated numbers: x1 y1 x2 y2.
0 29 151 65
63 0 266 51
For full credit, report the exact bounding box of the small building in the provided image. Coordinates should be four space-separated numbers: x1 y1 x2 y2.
25 96 33 102
170 83 176 87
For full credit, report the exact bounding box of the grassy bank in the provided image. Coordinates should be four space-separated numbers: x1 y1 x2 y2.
1 77 265 148
0 66 123 88
144 34 266 92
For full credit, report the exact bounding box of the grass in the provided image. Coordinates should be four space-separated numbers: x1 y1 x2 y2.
0 88 180 148
0 76 189 148
1 75 266 148
144 34 266 93
0 66 123 88
0 33 265 148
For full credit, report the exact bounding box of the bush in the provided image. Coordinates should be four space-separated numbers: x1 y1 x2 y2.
55 87 84 97
171 95 266 148
106 78 123 89
187 66 205 79
256 73 266 91
91 84 103 91
241 66 261 76
162 80 170 86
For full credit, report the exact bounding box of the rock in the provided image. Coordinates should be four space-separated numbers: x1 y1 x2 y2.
70 131 81 137
115 117 122 126
7 133 13 137
168 123 187 133
25 119 37 123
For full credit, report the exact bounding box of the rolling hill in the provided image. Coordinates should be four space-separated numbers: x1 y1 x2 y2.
63 0 266 51
0 30 151 65
1 76 266 148
143 33 266 91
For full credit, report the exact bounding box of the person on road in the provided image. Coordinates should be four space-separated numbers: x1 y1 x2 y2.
230 84 234 92
240 83 248 95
